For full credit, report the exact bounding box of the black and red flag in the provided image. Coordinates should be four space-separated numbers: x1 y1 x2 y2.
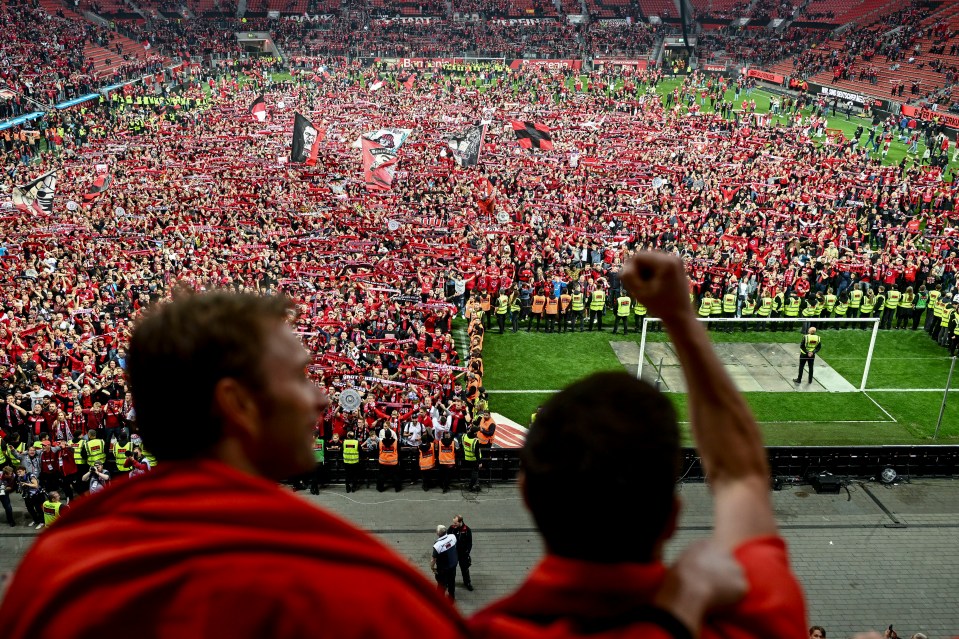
291 112 323 166
83 173 112 203
250 94 267 123
400 73 416 90
510 120 553 150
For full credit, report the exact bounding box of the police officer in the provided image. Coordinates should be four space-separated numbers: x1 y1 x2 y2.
794 327 822 385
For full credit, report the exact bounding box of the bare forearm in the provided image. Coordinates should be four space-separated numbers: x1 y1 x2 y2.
663 313 768 482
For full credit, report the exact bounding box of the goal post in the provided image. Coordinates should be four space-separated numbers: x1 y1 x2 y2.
637 316 881 391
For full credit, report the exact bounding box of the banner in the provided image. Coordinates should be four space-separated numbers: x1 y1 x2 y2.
510 120 553 150
400 57 462 69
592 58 648 70
250 94 266 122
508 58 582 71
901 104 959 129
354 128 412 151
83 173 112 203
806 82 888 109
12 170 58 215
702 63 727 73
493 18 558 24
362 138 398 191
746 68 784 84
447 124 485 167
372 16 436 24
291 112 322 165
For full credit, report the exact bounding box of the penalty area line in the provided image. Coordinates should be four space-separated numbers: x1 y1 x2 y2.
862 392 898 423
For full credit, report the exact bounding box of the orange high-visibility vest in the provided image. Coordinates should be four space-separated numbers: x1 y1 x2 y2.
438 441 456 465
419 443 436 470
531 295 546 313
378 440 398 465
477 417 496 445
545 298 558 315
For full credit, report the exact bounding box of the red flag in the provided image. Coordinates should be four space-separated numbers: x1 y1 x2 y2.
83 173 112 203
250 94 266 123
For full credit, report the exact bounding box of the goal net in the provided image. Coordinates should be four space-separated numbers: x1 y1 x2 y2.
636 316 880 392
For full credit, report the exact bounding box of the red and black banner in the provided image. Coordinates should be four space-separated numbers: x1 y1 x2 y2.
83 173 112 203
510 120 553 151
291 112 323 165
250 94 266 122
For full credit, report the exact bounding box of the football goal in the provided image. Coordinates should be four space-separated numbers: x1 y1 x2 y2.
636 316 881 392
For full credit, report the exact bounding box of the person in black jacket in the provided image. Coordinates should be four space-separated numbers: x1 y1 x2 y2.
449 514 473 591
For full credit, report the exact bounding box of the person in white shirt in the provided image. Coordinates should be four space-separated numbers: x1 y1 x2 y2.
402 420 424 448
431 405 452 441
25 384 53 410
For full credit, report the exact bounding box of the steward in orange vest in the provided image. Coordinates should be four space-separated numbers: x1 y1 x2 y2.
418 437 437 492
377 433 401 493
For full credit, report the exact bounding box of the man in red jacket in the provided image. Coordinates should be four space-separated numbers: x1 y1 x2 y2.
470 252 808 639
0 292 468 639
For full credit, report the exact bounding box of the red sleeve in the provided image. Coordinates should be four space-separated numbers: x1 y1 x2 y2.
704 536 807 639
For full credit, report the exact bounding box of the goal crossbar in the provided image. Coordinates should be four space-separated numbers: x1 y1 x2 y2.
637 316 880 391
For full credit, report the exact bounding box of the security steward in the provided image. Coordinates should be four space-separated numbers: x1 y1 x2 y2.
612 289 631 335
461 426 481 493
418 433 437 492
794 326 822 385
528 290 546 332
377 429 401 492
569 285 585 332
495 290 509 334
544 292 559 333
558 288 572 333
588 286 606 331
342 431 361 493
84 429 107 469
437 431 458 493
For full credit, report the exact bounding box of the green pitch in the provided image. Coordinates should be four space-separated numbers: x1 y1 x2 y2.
476 326 959 446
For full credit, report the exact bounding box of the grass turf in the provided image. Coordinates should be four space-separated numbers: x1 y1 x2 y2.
481 328 959 445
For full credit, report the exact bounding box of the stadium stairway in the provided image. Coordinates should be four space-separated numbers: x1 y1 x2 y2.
83 36 151 80
36 0 151 79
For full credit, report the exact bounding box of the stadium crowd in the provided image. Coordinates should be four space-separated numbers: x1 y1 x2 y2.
4 1 959 515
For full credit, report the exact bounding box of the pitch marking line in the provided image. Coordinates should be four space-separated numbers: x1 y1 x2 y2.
862 392 898 423
488 390 897 424
679 420 894 425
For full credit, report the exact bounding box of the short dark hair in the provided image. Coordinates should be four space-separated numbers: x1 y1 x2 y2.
521 372 680 563
127 291 291 461
809 626 826 638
